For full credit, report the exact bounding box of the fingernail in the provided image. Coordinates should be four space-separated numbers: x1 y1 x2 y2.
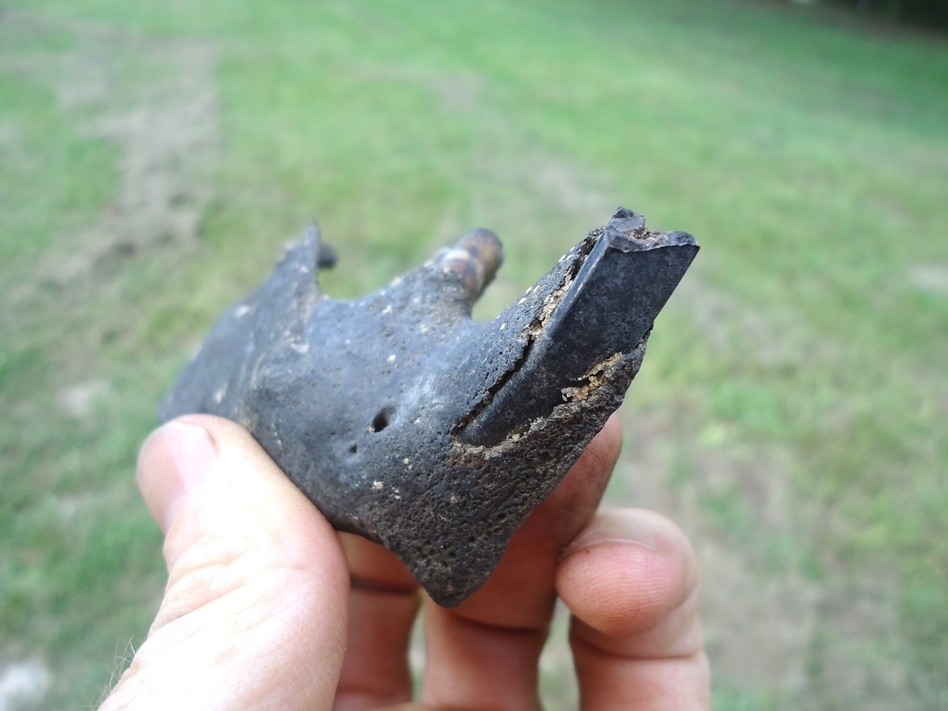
138 420 219 532
561 510 659 560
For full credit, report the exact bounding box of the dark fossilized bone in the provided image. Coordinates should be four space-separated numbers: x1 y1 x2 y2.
159 207 698 606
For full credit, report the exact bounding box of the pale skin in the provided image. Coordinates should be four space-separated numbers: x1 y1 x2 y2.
100 414 710 710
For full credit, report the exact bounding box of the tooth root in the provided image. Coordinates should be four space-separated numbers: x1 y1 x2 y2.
430 228 504 305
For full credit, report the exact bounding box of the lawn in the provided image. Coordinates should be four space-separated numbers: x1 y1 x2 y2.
1 0 946 708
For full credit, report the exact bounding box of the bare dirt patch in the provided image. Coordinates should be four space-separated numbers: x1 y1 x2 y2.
0 659 51 711
2 8 222 412
2 10 219 295
909 264 948 297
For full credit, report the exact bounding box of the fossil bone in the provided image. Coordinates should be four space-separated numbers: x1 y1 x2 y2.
159 207 698 606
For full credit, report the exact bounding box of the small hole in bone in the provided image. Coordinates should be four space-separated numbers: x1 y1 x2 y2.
371 408 391 432
348 443 358 455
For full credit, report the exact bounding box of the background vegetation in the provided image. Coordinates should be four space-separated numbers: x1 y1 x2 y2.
1 0 945 708
833 0 948 30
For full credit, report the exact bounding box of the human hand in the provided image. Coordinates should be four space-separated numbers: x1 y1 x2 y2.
100 415 708 710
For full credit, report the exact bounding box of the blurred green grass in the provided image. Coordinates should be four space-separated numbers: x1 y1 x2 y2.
1 0 945 708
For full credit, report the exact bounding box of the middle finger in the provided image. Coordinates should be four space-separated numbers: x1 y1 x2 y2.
334 535 420 710
419 416 623 708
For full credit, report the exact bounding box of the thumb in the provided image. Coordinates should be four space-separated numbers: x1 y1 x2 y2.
101 416 349 711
